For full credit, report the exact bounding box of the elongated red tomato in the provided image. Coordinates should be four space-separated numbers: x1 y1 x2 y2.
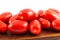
48 8 59 13
29 20 41 35
52 19 60 31
0 21 7 33
18 9 38 21
48 8 60 17
0 12 12 23
8 20 28 34
39 18 50 29
43 10 60 22
38 10 44 17
9 14 19 24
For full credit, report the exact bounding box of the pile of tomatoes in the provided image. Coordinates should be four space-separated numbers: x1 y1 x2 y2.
0 8 60 35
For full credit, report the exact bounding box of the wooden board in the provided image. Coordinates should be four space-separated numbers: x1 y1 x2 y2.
0 30 60 40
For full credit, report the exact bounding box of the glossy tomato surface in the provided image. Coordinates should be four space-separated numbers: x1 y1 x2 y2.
43 10 60 22
29 20 41 35
38 10 44 17
39 18 50 29
0 21 7 33
0 12 12 23
9 14 19 24
18 9 38 21
48 8 60 17
8 20 28 34
52 19 60 31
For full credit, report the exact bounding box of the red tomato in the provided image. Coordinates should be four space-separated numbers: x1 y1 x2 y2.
38 10 44 17
0 21 7 33
29 20 41 35
52 19 60 31
9 14 19 24
48 8 59 13
47 8 60 17
8 20 28 34
43 10 60 22
18 9 38 21
0 12 12 23
39 18 50 29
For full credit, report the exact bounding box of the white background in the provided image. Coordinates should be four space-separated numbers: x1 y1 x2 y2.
0 0 60 15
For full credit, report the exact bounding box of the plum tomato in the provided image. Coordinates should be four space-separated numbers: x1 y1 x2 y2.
52 19 60 31
9 14 19 24
38 10 44 17
18 9 38 21
0 12 12 23
0 21 7 33
29 20 41 35
8 20 28 34
39 18 50 29
43 10 60 22
47 8 59 13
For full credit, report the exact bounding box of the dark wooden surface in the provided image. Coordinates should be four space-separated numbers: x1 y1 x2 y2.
0 30 60 40
31 37 60 40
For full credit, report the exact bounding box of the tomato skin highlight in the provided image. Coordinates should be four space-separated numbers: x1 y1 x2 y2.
18 9 38 21
8 20 28 34
39 18 50 29
29 20 41 35
9 14 19 24
52 19 60 31
0 21 7 33
43 10 60 22
0 12 12 23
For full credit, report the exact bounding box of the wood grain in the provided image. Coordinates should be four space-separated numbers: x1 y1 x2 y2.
0 30 60 40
